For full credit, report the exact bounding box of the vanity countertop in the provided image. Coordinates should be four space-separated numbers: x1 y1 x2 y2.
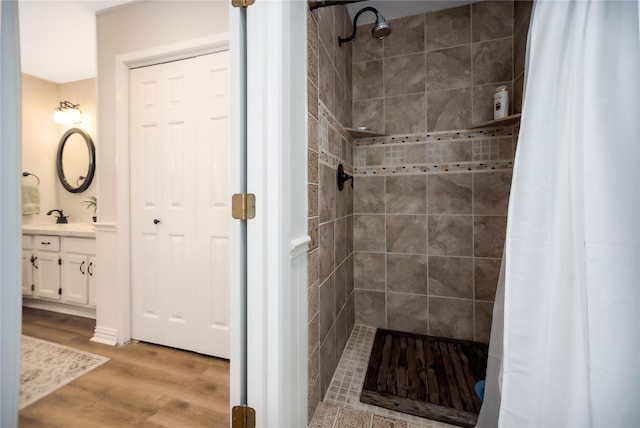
22 223 96 238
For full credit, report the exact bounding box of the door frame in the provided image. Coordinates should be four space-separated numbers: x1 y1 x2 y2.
92 33 230 347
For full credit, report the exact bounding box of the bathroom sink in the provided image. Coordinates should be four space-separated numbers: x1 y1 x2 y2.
22 223 96 237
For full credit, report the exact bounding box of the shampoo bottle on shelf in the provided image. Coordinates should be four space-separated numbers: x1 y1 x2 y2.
494 85 509 120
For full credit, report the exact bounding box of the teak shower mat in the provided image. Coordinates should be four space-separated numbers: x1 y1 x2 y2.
361 329 488 428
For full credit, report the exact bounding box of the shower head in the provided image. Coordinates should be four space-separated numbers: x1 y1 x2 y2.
372 14 391 40
338 7 392 46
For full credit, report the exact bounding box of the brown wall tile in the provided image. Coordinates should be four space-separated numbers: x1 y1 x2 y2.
334 216 347 265
354 252 386 291
428 215 473 256
319 274 335 342
319 163 337 223
309 313 319 352
426 46 471 91
406 143 427 164
308 249 319 286
346 255 354 296
355 290 386 328
308 184 319 218
353 98 384 131
319 221 335 281
319 43 335 112
385 93 427 134
427 87 471 131
387 254 428 294
474 215 507 258
308 217 319 251
353 23 384 63
473 171 512 215
335 306 348 358
353 215 386 252
354 175 385 213
384 14 425 57
308 114 318 150
308 42 319 86
353 61 383 101
335 262 347 315
308 79 318 119
429 297 474 340
514 0 533 33
308 150 319 184
472 1 513 42
346 215 354 255
425 5 470 51
386 175 427 214
309 280 319 321
472 38 513 85
474 257 500 301
387 293 429 335
386 215 427 254
475 301 494 343
513 23 527 79
319 324 336 397
317 5 334 64
428 256 473 298
384 53 426 97
428 173 472 214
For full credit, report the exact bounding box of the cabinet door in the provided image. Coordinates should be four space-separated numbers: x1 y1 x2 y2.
22 251 33 296
88 257 97 307
35 252 61 300
61 254 89 305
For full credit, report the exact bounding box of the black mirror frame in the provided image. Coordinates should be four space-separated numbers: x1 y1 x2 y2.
56 128 96 193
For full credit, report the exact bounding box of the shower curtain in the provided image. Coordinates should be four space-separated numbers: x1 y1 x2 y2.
478 1 640 426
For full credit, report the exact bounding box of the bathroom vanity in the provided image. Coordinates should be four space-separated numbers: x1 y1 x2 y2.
22 223 96 318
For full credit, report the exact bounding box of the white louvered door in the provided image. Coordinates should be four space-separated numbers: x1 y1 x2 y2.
130 52 230 358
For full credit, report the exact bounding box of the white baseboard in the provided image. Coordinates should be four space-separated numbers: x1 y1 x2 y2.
91 325 119 346
22 298 96 319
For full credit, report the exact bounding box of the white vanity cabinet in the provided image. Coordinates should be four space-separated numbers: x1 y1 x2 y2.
22 224 96 318
21 235 34 296
61 237 96 305
33 235 62 300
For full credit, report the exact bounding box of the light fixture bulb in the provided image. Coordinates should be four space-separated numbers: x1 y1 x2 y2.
67 108 82 124
53 108 66 124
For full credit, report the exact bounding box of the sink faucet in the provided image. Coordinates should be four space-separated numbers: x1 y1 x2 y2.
46 209 69 224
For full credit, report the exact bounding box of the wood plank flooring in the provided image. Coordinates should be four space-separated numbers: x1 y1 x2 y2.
361 329 488 428
19 308 230 428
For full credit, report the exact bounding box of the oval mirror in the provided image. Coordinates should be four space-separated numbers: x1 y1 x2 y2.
56 128 96 193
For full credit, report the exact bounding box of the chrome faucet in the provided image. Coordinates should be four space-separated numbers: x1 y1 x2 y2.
46 209 68 224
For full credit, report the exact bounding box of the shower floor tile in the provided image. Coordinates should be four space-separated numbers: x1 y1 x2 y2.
310 324 459 428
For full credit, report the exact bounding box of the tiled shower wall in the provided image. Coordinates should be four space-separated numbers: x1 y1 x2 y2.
352 1 519 133
307 5 356 420
350 1 531 343
352 128 513 342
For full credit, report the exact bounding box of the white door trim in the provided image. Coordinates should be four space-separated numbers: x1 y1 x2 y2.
93 34 229 348
245 1 308 426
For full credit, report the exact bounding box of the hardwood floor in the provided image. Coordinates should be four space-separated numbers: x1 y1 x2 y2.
19 308 230 427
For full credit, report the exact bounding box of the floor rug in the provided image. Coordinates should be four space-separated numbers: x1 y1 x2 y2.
361 328 488 428
20 335 109 409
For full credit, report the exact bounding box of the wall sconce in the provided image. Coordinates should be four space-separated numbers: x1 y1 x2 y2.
53 101 82 124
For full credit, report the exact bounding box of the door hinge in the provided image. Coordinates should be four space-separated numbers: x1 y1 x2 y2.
231 0 255 8
58 257 62 265
58 288 62 295
31 284 35 291
232 406 256 428
232 193 256 220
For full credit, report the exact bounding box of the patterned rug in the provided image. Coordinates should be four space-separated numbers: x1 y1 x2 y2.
20 335 109 409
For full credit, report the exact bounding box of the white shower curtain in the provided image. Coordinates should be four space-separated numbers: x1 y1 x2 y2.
478 1 640 426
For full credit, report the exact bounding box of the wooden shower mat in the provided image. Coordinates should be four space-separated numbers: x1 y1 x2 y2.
361 329 488 428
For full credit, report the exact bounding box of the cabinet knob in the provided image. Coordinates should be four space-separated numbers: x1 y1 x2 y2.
153 219 161 225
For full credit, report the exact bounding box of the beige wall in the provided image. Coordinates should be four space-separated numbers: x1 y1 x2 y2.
22 75 97 225
21 74 58 225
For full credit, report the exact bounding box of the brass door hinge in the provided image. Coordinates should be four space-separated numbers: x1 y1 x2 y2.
232 406 256 428
231 0 255 8
232 193 256 220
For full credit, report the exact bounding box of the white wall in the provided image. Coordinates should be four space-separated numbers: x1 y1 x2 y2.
94 0 229 345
